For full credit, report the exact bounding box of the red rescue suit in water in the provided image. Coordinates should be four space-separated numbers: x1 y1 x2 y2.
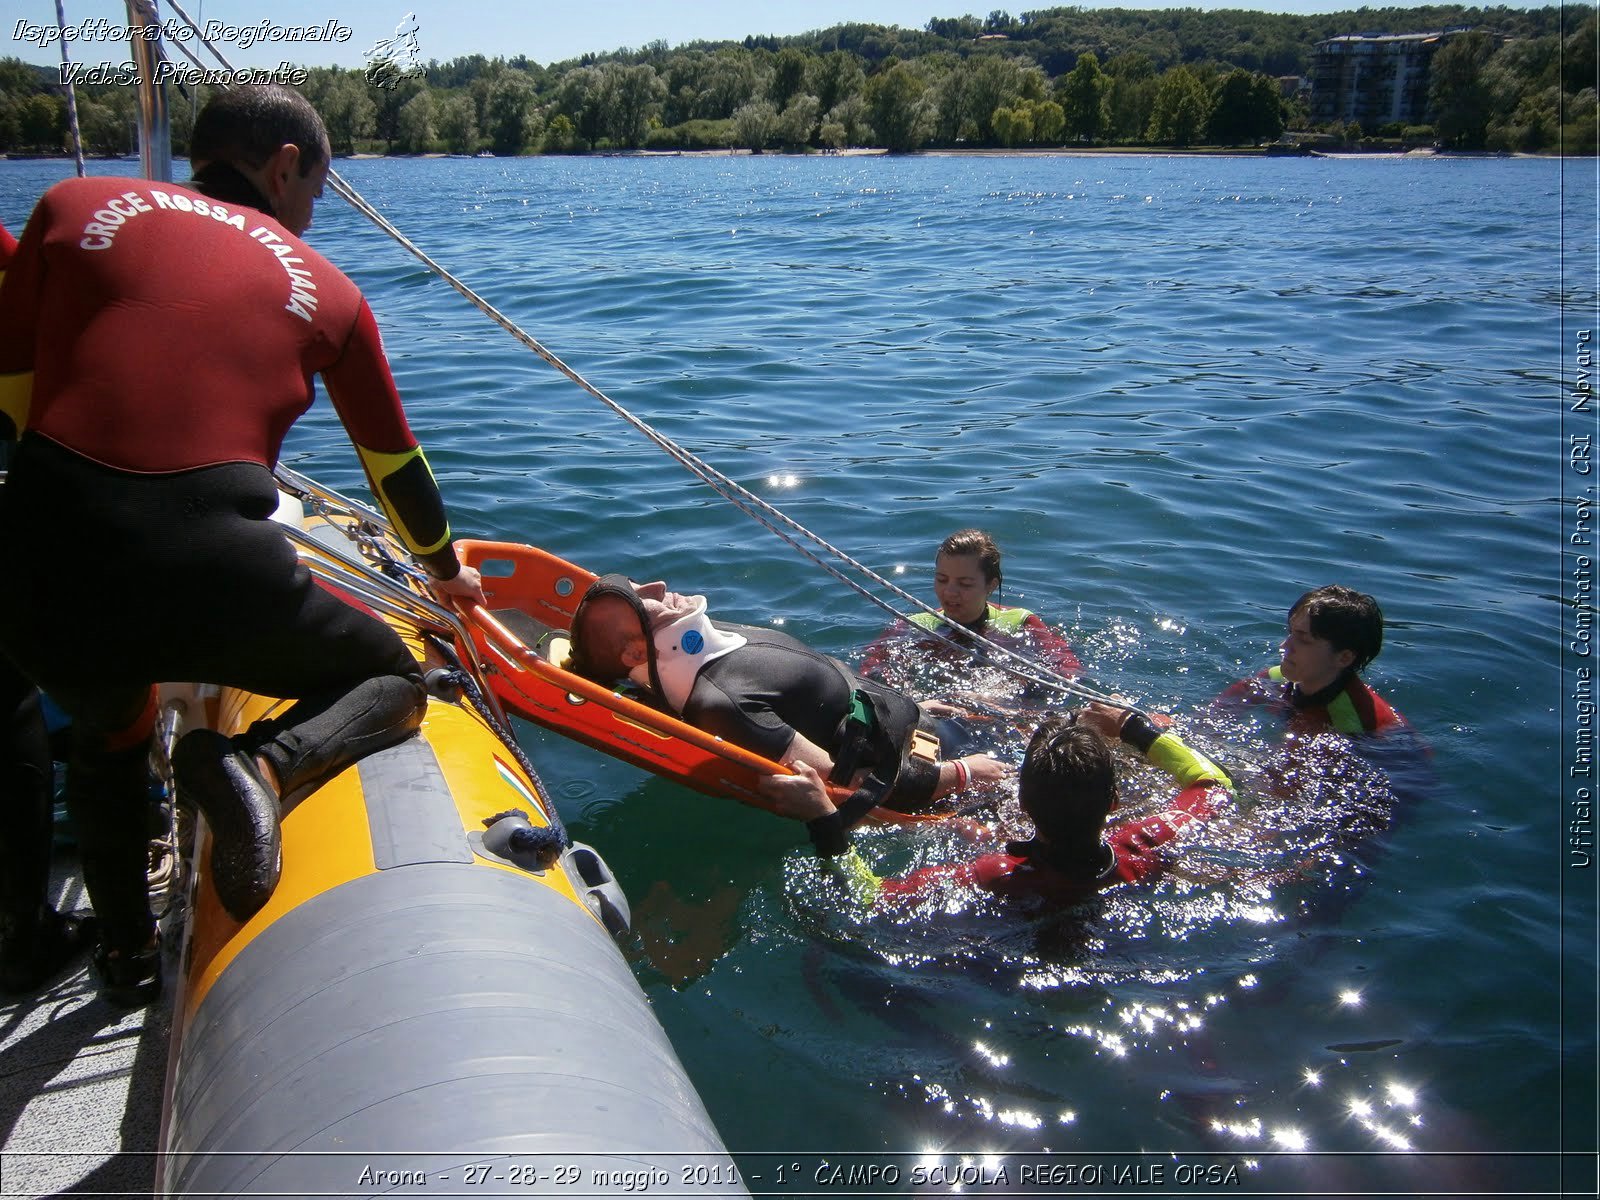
880 720 1233 906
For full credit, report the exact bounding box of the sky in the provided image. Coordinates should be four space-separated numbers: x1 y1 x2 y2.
4 0 1530 74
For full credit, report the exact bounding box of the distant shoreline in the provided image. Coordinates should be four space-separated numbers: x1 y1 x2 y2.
339 146 1541 160
4 147 1554 163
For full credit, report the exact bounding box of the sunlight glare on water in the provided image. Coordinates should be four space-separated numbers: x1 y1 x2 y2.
0 151 1583 1196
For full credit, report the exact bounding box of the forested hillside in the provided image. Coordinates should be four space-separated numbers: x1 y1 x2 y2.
2 5 1593 156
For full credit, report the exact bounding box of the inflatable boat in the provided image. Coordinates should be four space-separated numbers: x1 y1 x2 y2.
156 470 748 1196
31 14 739 1187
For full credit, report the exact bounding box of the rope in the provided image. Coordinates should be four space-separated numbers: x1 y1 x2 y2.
158 0 237 81
151 5 1140 718
318 181 1132 709
53 0 86 177
428 634 570 857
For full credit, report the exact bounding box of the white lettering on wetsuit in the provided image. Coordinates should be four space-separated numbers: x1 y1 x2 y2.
77 190 313 324
76 189 154 250
82 188 248 252
247 226 319 323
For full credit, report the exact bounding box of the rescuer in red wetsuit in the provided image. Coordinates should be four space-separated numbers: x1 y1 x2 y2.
873 703 1234 907
1215 585 1408 737
0 86 483 1003
860 527 1081 687
0 218 97 993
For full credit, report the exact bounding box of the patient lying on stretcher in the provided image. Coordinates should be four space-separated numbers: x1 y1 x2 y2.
560 574 1006 857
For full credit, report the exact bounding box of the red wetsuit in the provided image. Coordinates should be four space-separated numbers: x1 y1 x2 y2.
0 171 449 695
0 171 457 689
0 175 449 560
0 170 449 953
879 724 1232 907
1216 666 1404 737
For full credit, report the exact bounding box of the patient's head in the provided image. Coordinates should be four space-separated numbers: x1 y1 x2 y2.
567 576 652 683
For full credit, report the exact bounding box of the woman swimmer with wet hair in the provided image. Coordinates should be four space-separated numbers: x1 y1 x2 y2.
861 529 1081 681
931 529 1006 630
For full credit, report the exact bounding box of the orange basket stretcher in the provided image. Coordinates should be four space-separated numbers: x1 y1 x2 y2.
455 539 950 827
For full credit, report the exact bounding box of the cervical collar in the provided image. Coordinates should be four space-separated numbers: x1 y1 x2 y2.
647 593 746 713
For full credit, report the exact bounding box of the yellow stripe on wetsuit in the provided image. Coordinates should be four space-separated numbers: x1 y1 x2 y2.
1266 665 1366 736
1146 732 1233 793
354 442 452 558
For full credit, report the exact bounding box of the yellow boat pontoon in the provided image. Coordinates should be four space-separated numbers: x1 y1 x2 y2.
154 468 748 1196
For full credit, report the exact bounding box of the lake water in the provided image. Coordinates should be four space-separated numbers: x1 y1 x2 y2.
2 151 1592 1196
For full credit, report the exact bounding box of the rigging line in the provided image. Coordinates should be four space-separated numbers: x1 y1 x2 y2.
156 0 234 75
655 442 1122 706
314 180 1135 706
159 16 224 76
297 183 1135 708
590 405 1122 705
54 0 86 177
149 1 1132 713
325 185 1130 708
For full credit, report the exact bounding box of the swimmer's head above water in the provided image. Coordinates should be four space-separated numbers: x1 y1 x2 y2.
1013 712 1121 873
1282 584 1384 693
565 575 744 711
934 528 1003 627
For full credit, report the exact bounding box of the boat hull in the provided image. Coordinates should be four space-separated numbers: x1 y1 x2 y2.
166 856 738 1195
158 499 747 1197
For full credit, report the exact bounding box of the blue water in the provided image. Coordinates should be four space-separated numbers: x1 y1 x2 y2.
3 152 1592 1196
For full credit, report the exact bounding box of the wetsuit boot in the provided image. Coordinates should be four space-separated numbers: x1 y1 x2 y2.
172 673 425 922
244 672 427 813
171 727 282 924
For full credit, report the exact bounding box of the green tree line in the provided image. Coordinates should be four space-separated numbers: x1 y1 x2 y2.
2 5 1594 157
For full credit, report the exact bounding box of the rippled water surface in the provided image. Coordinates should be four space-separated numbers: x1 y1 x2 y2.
3 152 1590 1195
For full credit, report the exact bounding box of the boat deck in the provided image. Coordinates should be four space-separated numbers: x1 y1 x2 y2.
0 861 169 1197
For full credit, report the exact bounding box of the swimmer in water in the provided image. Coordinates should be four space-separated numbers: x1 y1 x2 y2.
772 701 1234 908
860 528 1082 685
563 574 1006 858
1211 586 1432 890
875 702 1234 906
1217 585 1410 737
